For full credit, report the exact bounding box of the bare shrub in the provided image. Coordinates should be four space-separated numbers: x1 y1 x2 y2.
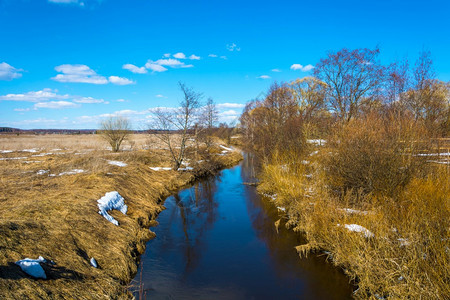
323 113 427 197
99 116 131 152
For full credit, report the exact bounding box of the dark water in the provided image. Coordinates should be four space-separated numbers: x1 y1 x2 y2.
133 154 353 299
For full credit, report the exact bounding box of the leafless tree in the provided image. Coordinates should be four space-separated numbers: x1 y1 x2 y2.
314 48 385 122
201 97 219 149
151 83 202 170
99 116 131 152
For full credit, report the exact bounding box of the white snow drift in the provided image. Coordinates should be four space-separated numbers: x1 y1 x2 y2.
97 191 128 226
15 256 47 279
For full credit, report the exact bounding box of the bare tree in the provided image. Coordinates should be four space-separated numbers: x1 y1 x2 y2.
151 83 202 170
201 97 219 149
99 116 131 152
314 48 385 122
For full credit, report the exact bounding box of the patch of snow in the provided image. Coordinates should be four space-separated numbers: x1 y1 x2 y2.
23 161 42 163
307 139 326 146
149 167 172 171
263 193 277 201
309 150 319 156
277 206 286 212
37 170 49 175
301 160 309 165
50 148 62 151
197 160 204 163
108 160 127 167
178 167 194 171
0 150 13 153
21 148 39 153
417 152 450 156
58 169 84 176
97 191 128 226
221 150 228 153
90 257 98 268
31 153 53 157
0 156 28 161
342 224 374 238
219 145 233 151
15 256 47 279
304 174 313 179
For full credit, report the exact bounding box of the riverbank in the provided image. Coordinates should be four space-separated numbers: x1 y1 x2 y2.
0 134 242 299
255 143 449 299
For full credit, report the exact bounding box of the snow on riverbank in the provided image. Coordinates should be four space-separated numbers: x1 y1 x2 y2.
108 160 127 167
340 224 374 238
97 191 128 226
149 167 172 171
15 256 47 279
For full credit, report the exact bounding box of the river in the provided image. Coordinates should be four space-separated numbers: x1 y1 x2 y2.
132 153 353 299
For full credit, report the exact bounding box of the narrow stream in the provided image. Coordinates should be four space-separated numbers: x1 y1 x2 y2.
133 154 353 299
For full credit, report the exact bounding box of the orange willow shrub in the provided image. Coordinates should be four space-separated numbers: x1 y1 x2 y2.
323 113 428 198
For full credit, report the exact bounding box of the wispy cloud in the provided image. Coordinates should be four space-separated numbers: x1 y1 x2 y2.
73 96 105 104
145 62 168 72
257 75 271 79
48 0 83 4
0 62 23 81
271 68 281 72
173 52 186 59
216 103 245 109
34 101 80 109
52 64 133 85
208 54 218 58
123 63 147 74
189 54 200 60
0 88 68 102
155 94 167 98
52 64 108 84
227 43 241 52
290 64 314 72
108 76 135 85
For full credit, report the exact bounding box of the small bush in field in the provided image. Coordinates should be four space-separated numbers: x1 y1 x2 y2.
323 113 427 198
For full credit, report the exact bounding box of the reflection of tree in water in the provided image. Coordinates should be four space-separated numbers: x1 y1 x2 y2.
240 152 261 184
241 158 353 299
172 176 220 276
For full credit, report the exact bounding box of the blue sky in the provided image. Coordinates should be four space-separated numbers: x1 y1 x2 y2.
1 0 449 129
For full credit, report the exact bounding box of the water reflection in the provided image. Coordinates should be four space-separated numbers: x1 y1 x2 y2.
133 155 352 299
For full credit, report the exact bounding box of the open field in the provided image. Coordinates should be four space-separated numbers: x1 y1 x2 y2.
0 134 242 299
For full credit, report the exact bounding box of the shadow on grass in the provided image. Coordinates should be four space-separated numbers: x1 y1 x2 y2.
0 262 87 281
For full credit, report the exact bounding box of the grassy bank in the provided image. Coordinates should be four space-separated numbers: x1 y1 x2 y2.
256 139 449 299
0 134 242 299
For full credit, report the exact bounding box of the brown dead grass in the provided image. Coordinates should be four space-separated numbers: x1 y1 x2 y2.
0 134 242 299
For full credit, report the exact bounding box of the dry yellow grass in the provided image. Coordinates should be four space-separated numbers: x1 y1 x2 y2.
257 145 450 299
0 134 242 299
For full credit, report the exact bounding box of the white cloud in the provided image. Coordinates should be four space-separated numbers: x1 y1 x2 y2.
216 103 245 109
14 108 31 112
227 43 241 52
173 52 186 59
52 64 108 84
257 75 271 79
155 94 166 98
123 63 147 74
0 62 23 81
0 88 68 102
163 53 171 58
154 58 184 67
189 54 200 60
219 109 239 116
208 54 218 58
116 99 127 102
108 76 135 85
34 101 79 109
145 62 168 72
220 56 227 60
73 97 105 104
290 64 315 72
145 57 193 72
271 69 281 72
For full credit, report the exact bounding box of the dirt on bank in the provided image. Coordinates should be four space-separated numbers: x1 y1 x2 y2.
0 134 242 299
